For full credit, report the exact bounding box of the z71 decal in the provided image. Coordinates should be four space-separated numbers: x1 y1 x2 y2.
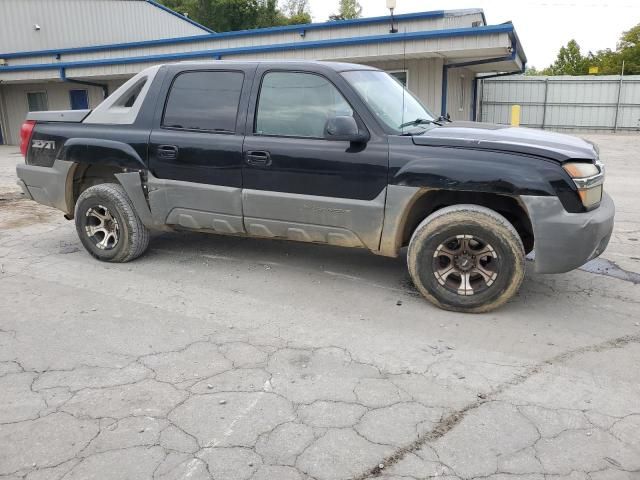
31 139 56 150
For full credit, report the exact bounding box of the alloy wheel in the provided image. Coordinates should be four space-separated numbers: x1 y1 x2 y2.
84 204 120 250
432 234 498 296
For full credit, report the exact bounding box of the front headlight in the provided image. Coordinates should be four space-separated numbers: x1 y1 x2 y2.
563 161 604 209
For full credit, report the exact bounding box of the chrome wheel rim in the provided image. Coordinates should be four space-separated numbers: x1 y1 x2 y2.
85 205 119 250
432 234 498 296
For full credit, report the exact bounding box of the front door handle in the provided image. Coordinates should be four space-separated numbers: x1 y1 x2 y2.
246 151 272 167
158 145 178 160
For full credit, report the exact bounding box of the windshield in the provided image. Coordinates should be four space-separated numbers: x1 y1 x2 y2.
341 70 437 134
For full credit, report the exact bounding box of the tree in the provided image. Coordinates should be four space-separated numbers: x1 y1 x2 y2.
159 0 199 22
546 39 589 75
616 23 640 74
329 0 362 21
540 22 640 76
281 0 311 24
256 0 286 28
158 0 311 32
524 66 543 76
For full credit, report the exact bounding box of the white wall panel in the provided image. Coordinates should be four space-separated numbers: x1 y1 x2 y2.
0 0 209 54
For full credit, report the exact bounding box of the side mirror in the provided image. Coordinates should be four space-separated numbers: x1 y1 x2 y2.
324 116 369 143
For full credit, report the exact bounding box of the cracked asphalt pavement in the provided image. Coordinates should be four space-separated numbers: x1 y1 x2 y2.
1 134 639 480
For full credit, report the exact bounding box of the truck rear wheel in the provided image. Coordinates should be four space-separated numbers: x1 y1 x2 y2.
407 204 525 313
75 183 149 263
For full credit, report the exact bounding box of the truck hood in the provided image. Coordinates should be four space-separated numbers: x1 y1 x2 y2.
412 122 598 163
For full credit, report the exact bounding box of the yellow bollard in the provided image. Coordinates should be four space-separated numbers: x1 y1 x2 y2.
510 105 521 127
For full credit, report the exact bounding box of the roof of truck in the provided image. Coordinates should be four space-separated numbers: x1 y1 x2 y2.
170 60 381 72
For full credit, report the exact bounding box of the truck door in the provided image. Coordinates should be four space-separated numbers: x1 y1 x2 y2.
147 68 250 235
241 67 389 250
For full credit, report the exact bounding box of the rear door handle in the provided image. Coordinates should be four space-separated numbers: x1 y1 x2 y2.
246 151 271 167
158 145 178 160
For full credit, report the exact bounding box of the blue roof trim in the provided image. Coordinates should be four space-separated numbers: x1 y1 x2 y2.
0 34 212 60
145 0 215 34
0 24 515 73
0 9 450 59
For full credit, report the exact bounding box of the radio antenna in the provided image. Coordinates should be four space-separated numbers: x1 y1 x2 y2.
401 26 407 132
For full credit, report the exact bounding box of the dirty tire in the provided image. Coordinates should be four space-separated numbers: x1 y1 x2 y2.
75 183 149 263
407 204 525 313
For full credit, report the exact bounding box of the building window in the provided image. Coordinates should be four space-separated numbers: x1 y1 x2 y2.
162 71 244 133
387 70 408 87
27 91 48 112
255 72 353 139
69 89 89 110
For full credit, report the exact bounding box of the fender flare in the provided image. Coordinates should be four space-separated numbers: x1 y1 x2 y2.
59 138 146 170
56 139 161 229
114 172 156 229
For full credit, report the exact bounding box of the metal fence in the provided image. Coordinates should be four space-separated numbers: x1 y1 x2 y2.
479 75 640 132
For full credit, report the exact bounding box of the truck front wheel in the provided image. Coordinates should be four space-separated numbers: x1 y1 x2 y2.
407 204 525 313
75 183 150 263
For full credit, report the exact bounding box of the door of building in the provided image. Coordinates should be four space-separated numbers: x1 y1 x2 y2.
69 89 89 110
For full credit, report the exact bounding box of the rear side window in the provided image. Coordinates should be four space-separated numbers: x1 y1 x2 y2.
121 79 147 108
255 72 353 138
163 71 244 133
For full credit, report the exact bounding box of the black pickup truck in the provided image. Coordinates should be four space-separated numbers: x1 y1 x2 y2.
16 60 614 313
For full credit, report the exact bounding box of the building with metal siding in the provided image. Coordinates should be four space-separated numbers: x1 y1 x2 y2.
0 0 212 54
0 1 526 145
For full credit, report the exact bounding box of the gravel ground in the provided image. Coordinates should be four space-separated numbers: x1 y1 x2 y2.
0 134 639 480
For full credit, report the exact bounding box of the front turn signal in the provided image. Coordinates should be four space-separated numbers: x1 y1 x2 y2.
563 162 599 179
563 161 604 209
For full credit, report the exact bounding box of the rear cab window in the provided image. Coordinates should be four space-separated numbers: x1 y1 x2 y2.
162 71 244 133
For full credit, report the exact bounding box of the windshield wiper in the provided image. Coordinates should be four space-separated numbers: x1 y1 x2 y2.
399 118 443 129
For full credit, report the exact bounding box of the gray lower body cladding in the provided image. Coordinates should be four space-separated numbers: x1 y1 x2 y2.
521 192 615 274
241 188 386 251
16 160 74 214
147 176 244 233
147 177 387 251
15 161 616 274
148 174 386 250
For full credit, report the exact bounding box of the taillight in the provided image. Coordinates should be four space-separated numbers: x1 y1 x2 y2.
20 120 36 157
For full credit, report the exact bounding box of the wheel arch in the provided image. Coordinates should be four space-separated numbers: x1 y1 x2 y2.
65 163 154 228
384 188 534 256
69 163 128 215
59 137 148 218
59 138 146 170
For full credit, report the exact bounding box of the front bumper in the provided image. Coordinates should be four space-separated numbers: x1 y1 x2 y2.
521 192 615 274
16 160 74 214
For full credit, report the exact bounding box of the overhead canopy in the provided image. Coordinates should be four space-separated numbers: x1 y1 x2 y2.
0 8 526 83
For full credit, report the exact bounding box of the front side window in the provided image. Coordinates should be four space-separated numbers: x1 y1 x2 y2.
27 92 48 112
163 71 244 133
342 70 435 134
255 72 353 138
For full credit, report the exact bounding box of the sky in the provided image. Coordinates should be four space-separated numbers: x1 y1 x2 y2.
307 0 640 69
